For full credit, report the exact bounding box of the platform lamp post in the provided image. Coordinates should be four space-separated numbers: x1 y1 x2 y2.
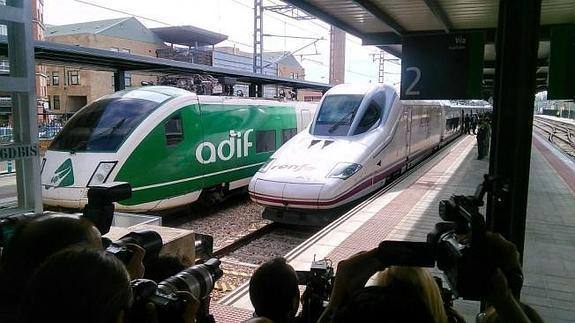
487 0 542 264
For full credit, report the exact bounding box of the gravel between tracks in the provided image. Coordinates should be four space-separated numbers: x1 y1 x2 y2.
163 193 270 250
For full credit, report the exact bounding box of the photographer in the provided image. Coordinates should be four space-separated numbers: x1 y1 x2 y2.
248 257 300 323
318 233 533 323
0 216 145 323
19 247 199 323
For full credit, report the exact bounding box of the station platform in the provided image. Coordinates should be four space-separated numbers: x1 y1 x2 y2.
213 133 575 323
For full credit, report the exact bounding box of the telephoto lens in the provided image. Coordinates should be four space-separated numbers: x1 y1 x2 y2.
129 258 224 323
158 258 223 301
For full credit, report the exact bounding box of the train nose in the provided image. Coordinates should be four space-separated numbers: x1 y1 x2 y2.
250 179 325 209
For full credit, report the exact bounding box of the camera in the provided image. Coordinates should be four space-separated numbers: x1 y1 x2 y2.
296 258 335 323
376 175 522 301
82 182 132 235
104 230 163 264
130 258 223 323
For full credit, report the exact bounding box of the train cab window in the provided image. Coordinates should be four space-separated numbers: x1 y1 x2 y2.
281 128 297 144
312 94 364 136
165 114 184 146
354 101 382 135
256 130 276 153
49 91 170 152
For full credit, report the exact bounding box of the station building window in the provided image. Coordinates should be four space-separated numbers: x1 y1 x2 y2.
281 128 297 144
164 114 183 146
125 73 132 87
51 71 59 85
52 95 60 110
67 70 80 85
256 130 276 153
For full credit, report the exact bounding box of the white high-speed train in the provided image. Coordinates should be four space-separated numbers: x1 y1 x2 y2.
249 84 486 223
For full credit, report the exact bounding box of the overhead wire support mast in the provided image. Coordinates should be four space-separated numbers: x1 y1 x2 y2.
263 4 315 20
253 0 264 74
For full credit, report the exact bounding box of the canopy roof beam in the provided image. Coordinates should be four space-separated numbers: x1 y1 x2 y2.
352 0 406 35
422 0 453 33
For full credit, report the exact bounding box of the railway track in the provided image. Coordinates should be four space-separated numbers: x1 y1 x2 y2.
533 116 575 158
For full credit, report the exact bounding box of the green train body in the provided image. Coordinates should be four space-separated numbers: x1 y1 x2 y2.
41 86 317 211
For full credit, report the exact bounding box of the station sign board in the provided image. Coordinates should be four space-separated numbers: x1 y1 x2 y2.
400 32 485 100
0 144 39 161
548 25 575 100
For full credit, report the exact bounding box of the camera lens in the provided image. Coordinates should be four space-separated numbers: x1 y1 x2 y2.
158 258 223 300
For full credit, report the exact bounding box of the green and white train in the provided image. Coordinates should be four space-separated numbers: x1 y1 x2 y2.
41 86 317 212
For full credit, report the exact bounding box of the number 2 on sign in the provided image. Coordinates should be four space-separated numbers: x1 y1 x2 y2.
405 67 421 96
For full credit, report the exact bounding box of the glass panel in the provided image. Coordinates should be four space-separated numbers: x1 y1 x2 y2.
256 130 276 153
281 128 297 144
165 114 183 146
49 97 164 152
354 101 382 134
313 94 364 136
0 161 18 216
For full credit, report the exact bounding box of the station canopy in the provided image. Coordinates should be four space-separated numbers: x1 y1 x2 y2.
150 26 228 47
285 0 575 95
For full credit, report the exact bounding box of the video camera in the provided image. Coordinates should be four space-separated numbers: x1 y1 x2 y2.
130 258 223 323
296 258 335 323
376 175 523 301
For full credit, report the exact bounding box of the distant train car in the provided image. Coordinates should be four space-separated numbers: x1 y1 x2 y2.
249 84 486 222
41 86 317 211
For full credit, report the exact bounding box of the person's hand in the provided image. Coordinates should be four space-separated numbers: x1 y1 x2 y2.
125 243 146 280
485 232 523 301
328 248 385 309
144 291 199 323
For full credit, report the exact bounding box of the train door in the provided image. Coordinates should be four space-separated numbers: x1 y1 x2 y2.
404 107 412 159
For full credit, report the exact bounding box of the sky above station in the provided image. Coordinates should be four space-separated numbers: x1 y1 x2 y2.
43 0 402 86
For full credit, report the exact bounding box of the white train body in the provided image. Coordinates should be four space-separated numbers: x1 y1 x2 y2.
249 84 467 210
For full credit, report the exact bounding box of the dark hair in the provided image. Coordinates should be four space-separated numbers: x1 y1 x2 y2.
144 255 187 282
333 285 436 323
0 216 100 286
249 257 299 322
20 248 132 323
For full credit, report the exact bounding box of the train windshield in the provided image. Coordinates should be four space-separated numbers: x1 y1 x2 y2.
50 96 167 152
312 94 364 136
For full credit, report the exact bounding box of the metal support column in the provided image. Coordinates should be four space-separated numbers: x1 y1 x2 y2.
487 0 542 261
1 0 42 215
253 0 264 74
114 70 126 92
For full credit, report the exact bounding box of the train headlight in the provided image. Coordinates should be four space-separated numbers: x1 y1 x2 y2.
88 161 117 186
328 162 362 180
258 158 275 173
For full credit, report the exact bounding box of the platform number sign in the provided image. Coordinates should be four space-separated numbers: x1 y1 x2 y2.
548 25 575 100
400 32 485 100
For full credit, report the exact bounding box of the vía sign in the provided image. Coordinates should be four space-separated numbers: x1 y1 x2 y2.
195 129 254 164
0 144 39 161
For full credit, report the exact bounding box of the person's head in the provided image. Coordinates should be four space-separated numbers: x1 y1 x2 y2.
20 247 132 323
333 285 435 323
0 215 102 287
368 266 447 323
249 257 299 322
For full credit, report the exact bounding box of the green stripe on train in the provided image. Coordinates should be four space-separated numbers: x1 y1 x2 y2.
115 103 297 205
